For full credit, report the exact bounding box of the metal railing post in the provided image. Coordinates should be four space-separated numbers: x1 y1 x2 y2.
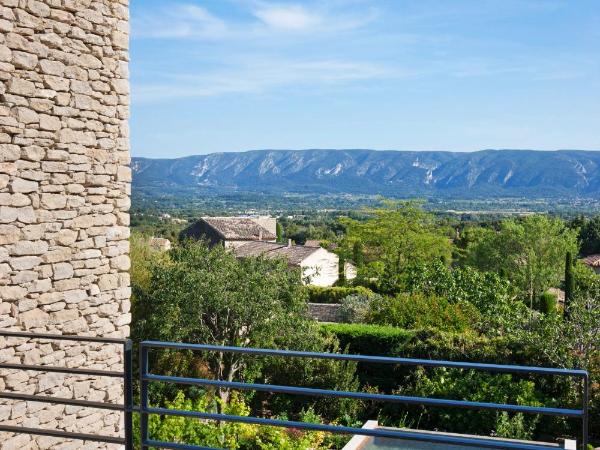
140 344 150 450
124 339 134 450
582 372 589 450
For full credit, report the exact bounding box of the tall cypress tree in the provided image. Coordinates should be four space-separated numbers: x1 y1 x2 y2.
353 241 365 267
564 251 574 318
338 255 346 286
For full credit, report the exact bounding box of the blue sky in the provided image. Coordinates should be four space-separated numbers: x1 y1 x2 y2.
130 0 600 158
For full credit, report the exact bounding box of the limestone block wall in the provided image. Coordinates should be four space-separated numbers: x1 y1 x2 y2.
0 0 130 448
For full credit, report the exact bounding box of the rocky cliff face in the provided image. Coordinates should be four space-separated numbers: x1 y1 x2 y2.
133 149 600 198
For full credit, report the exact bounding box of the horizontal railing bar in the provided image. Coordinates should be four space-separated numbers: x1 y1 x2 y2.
0 391 124 411
140 341 587 377
145 440 224 450
0 425 125 445
0 331 126 344
145 373 583 418
145 407 560 450
0 363 123 378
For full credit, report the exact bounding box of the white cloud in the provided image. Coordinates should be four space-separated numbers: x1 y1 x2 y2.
252 4 322 31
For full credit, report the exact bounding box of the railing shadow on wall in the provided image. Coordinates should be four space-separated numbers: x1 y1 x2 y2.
0 332 589 450
0 331 133 449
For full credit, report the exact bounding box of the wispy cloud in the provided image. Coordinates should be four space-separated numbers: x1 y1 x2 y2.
133 4 228 39
252 3 322 31
133 58 392 103
132 1 377 40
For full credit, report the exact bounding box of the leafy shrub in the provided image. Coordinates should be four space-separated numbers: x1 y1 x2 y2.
339 293 380 323
322 324 573 442
367 292 479 332
138 390 329 450
394 367 541 440
402 261 529 336
321 323 416 357
306 286 374 304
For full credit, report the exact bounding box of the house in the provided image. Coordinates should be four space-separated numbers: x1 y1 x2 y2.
180 216 277 248
234 240 340 287
581 254 600 274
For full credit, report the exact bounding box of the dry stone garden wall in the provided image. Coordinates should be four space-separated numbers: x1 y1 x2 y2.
0 0 130 448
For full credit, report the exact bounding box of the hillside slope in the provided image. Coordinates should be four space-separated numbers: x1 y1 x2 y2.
132 149 600 198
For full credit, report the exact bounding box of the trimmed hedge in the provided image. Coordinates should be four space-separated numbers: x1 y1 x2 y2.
306 286 374 304
322 323 532 364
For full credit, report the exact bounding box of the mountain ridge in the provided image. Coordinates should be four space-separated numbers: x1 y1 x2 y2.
132 149 600 199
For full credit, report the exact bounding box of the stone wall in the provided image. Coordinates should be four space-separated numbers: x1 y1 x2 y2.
308 303 343 323
0 0 130 448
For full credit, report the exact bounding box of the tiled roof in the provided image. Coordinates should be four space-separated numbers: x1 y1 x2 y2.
201 217 276 241
304 240 321 248
581 254 600 267
233 241 322 266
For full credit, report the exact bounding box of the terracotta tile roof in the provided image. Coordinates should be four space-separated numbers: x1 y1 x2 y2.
581 254 600 267
233 241 322 266
201 217 276 241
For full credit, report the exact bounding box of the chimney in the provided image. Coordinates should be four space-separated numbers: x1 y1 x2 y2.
288 239 292 248
258 229 263 241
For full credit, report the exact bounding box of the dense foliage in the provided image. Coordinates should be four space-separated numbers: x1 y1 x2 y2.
130 201 600 448
462 215 578 306
306 286 374 304
132 238 358 434
576 215 600 256
339 200 452 293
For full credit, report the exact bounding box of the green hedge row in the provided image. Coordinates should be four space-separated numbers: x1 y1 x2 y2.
321 323 534 364
306 286 374 304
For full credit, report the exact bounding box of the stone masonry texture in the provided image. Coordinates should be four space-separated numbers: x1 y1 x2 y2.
0 0 130 448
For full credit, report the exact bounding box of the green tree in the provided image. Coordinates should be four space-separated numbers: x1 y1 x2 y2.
340 200 452 293
401 260 528 336
276 222 284 243
133 240 357 414
464 215 579 308
579 215 600 256
134 240 314 398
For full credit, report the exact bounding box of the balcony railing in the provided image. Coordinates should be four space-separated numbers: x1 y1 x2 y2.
139 341 589 450
0 332 589 450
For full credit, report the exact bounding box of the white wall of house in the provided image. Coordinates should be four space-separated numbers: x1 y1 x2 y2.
345 262 358 281
301 248 339 287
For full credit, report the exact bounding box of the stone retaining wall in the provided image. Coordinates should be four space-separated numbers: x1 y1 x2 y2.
0 0 130 448
308 303 343 323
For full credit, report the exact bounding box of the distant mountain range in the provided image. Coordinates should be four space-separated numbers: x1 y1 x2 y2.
132 149 600 199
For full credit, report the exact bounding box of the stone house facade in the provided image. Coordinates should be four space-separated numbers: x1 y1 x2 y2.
0 1 131 449
180 216 277 249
